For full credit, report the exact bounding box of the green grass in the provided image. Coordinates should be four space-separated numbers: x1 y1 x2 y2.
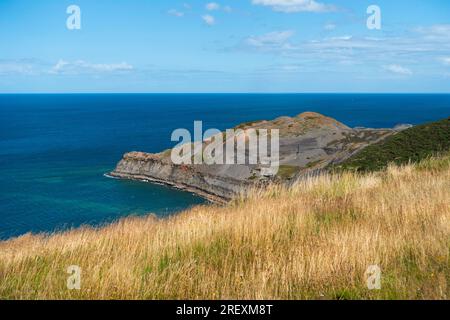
306 159 323 168
277 165 300 179
336 117 450 172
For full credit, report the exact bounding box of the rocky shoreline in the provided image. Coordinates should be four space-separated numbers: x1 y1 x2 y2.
109 151 257 204
110 170 234 204
110 112 407 202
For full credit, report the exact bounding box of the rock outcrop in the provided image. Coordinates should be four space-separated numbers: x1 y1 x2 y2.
110 112 406 202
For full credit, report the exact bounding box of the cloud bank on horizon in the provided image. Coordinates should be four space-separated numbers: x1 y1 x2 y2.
251 0 337 13
0 0 450 93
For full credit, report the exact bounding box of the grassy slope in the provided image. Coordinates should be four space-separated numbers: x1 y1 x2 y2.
0 153 449 300
336 117 450 172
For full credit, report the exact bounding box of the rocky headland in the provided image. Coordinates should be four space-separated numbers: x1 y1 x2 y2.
110 112 409 203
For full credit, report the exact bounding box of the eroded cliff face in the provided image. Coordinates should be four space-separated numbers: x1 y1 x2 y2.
110 112 405 202
111 152 256 203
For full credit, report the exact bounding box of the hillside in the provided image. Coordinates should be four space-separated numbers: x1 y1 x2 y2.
1 152 449 300
336 117 450 172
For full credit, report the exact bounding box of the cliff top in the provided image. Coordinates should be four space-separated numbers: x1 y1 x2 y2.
234 111 350 137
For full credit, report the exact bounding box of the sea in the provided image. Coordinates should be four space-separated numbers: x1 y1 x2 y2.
1 94 449 240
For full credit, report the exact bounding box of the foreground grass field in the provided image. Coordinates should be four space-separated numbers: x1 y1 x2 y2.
0 154 449 300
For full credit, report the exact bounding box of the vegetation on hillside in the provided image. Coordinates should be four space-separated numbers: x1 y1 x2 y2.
1 153 449 300
336 117 450 172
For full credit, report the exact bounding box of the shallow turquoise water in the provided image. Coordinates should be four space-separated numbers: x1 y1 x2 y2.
0 94 449 239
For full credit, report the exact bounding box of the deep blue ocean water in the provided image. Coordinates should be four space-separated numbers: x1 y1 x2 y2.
1 94 449 240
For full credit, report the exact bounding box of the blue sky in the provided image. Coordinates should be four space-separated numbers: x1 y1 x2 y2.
1 0 450 93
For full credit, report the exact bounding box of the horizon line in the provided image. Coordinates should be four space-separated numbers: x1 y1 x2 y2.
1 92 450 95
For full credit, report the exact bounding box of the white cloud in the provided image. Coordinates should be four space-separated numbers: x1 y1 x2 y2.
415 24 450 40
49 59 133 75
440 57 450 66
328 35 352 41
206 3 233 13
202 14 215 26
206 2 220 11
252 0 336 13
245 30 295 48
50 59 69 73
0 59 134 76
383 64 413 76
0 60 35 75
240 27 450 75
168 9 185 17
324 23 336 31
280 65 302 72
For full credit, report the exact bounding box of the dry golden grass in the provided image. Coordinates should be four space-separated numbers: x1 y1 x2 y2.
0 154 449 300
